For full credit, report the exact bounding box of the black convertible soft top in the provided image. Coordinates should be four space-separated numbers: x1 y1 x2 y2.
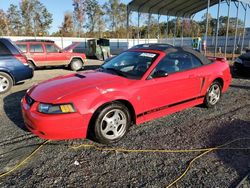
131 44 211 65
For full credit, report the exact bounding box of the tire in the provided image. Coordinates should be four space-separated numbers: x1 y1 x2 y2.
93 103 131 144
28 60 36 70
0 72 13 94
70 59 83 71
204 81 222 108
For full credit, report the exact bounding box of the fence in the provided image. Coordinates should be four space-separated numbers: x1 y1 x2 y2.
3 35 250 55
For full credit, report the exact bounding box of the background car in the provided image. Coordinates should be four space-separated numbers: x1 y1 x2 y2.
16 39 87 71
0 38 33 94
234 49 250 75
64 38 111 61
22 45 231 144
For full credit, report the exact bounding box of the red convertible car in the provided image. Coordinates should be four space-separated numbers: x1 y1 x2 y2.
21 44 232 144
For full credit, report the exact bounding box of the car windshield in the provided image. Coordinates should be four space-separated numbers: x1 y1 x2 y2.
100 51 158 79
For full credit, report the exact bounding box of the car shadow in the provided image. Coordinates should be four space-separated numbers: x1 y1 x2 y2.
210 119 250 187
83 65 100 71
34 64 101 71
3 90 29 132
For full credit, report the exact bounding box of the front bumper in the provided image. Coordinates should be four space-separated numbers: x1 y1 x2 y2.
21 95 88 140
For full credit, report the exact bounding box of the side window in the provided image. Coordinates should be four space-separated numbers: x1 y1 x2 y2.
174 52 193 71
17 44 27 53
30 44 44 53
45 44 59 53
153 55 181 75
191 54 203 68
152 52 193 75
0 42 11 55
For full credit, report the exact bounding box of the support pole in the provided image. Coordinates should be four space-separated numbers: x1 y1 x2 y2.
181 18 184 46
126 7 130 49
214 0 221 57
147 13 152 43
224 0 231 57
205 0 211 55
137 12 141 44
158 14 161 40
173 17 178 46
166 16 169 43
232 1 240 59
240 3 247 54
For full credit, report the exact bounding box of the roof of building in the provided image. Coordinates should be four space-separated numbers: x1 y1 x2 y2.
16 39 55 43
128 0 250 18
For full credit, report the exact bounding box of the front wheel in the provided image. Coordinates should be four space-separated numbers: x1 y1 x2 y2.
204 81 222 108
94 103 131 144
0 72 13 94
70 59 83 71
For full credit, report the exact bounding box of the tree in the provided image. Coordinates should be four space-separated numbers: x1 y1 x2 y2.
6 4 22 36
60 12 74 37
32 2 53 36
85 0 105 34
103 0 127 35
0 9 9 36
19 0 52 36
73 0 86 37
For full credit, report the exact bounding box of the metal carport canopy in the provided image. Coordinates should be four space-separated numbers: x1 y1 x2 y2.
127 0 250 18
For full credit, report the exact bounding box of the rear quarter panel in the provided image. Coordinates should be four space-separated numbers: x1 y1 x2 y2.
199 60 232 96
0 56 33 83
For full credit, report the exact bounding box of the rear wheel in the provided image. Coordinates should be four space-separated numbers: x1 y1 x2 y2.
204 81 222 108
0 72 13 94
93 103 131 144
70 59 83 71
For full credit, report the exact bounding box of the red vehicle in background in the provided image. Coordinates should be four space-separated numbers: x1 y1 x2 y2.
16 40 87 71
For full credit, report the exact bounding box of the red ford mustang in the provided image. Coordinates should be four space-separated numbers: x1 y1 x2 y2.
21 44 232 144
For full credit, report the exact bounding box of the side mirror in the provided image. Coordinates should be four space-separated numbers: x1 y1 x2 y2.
152 70 168 78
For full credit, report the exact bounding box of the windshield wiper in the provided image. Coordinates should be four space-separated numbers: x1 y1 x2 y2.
104 68 128 78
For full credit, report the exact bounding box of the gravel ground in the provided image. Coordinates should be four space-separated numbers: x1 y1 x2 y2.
0 60 250 188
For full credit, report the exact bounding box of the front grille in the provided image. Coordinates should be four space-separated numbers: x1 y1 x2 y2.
25 94 35 107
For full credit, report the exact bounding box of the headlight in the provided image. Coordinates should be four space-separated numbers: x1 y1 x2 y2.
38 103 76 114
235 58 243 64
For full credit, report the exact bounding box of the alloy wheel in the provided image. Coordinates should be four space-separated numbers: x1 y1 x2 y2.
100 109 127 140
208 84 221 105
0 75 10 93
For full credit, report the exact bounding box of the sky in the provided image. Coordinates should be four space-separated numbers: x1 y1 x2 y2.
0 0 249 34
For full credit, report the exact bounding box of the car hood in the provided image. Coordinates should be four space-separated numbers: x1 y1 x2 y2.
28 70 129 103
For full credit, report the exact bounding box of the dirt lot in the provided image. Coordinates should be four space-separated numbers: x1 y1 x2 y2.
0 60 250 188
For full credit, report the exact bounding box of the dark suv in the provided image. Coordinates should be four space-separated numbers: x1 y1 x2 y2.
0 38 33 94
16 40 87 71
234 49 250 75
